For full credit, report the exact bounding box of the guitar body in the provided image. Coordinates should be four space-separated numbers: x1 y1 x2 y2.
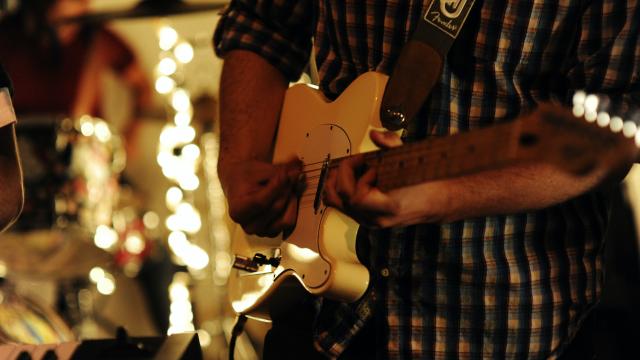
228 72 389 321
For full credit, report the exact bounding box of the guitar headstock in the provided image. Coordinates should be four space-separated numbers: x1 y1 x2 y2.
517 92 639 176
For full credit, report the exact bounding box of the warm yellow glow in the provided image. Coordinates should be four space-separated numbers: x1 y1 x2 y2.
170 301 192 314
572 91 586 106
178 174 200 191
155 76 176 94
171 89 191 112
623 121 637 138
596 112 610 128
584 94 599 113
97 274 116 295
176 125 196 144
80 121 95 137
174 42 194 64
584 110 597 122
143 211 160 229
158 26 178 50
232 293 261 314
168 231 189 253
174 111 191 126
156 151 171 167
94 225 118 249
124 233 145 254
94 120 112 142
89 267 105 283
611 116 624 133
166 186 183 209
287 243 320 262
158 57 178 76
169 283 190 302
173 203 202 233
169 311 194 325
196 329 212 348
184 245 209 270
182 144 201 161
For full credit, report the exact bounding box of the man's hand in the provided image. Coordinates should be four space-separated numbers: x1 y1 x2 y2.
220 158 303 237
323 131 408 228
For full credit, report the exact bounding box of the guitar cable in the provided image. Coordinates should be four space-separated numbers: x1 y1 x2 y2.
228 314 248 360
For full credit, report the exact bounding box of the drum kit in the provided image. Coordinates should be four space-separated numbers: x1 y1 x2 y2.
0 0 228 347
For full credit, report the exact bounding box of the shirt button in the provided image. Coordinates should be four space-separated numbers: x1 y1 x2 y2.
380 268 390 277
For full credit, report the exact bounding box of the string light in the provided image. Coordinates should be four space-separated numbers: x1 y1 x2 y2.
142 211 160 230
94 225 118 249
623 121 637 138
89 267 116 296
611 116 624 133
596 112 610 128
171 89 192 112
155 76 176 94
158 26 179 51
167 273 196 335
155 24 210 336
158 57 178 76
174 42 194 64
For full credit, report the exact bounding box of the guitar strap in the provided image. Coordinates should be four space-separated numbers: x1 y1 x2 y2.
380 0 477 130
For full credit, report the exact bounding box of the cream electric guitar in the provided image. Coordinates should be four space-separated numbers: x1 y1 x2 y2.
228 72 638 321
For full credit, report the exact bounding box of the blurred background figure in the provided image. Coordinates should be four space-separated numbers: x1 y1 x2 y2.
0 0 151 142
0 0 159 345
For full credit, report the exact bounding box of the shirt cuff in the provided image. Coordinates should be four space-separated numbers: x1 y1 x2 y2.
0 88 16 128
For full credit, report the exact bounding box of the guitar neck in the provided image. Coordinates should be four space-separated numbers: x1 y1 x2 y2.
351 115 539 192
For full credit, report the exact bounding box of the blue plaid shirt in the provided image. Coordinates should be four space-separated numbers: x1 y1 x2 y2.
214 1 640 358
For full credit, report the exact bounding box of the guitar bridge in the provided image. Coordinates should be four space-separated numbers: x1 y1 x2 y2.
314 155 331 214
232 255 259 272
232 252 281 273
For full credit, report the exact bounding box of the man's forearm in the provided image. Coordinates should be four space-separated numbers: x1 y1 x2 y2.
218 50 288 173
397 160 626 225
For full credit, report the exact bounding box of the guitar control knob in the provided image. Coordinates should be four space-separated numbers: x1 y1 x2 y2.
381 106 407 131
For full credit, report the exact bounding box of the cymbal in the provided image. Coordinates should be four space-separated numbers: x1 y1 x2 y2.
57 0 227 24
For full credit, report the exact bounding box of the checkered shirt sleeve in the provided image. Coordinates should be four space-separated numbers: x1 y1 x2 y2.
213 0 314 82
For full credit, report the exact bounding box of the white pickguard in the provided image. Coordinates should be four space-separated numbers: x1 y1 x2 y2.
278 124 351 288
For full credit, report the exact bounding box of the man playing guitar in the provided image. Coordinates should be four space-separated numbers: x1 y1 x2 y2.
214 1 640 358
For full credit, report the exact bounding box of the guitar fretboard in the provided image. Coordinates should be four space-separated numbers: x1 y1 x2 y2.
351 120 530 191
